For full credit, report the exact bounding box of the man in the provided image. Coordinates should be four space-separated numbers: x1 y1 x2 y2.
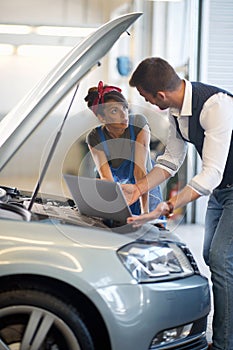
124 57 233 350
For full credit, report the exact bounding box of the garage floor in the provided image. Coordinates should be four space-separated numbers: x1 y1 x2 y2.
170 223 213 343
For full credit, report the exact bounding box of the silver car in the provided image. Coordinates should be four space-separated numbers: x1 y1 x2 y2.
0 12 210 350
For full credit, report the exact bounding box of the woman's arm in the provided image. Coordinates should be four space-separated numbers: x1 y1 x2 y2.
134 124 150 214
88 145 114 181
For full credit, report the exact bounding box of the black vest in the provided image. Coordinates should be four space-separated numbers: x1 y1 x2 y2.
174 82 233 189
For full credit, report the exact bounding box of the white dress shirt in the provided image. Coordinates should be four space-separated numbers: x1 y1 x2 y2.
156 80 233 195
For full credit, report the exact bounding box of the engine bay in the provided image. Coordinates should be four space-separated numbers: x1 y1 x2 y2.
0 186 109 229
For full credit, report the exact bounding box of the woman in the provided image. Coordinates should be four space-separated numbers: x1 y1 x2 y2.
85 81 162 215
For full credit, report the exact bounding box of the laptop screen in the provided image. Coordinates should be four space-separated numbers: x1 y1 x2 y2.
63 174 132 225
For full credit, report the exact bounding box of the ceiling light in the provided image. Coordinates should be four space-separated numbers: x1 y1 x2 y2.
0 43 15 55
0 24 96 38
35 26 96 37
17 44 72 57
0 24 31 35
147 0 181 2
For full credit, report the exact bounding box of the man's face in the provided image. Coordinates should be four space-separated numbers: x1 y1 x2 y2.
136 86 170 110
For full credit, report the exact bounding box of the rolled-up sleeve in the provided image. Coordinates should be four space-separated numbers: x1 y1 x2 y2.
155 114 188 176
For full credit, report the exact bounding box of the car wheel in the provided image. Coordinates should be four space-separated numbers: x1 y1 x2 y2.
0 289 95 350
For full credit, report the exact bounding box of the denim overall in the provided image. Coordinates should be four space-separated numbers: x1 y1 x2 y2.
96 119 162 215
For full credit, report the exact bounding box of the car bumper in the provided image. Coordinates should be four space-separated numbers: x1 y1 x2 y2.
94 274 210 350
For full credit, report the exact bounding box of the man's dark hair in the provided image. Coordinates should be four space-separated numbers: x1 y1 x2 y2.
129 57 181 96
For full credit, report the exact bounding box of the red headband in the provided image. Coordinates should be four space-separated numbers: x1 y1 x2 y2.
92 81 122 115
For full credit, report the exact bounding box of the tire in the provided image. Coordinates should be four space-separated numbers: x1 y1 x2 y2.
0 289 95 350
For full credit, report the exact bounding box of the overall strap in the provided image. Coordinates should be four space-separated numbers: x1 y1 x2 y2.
96 117 136 178
96 126 110 158
128 115 136 175
129 115 136 141
97 116 136 159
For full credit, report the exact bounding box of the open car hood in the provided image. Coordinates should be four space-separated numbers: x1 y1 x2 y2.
0 12 142 172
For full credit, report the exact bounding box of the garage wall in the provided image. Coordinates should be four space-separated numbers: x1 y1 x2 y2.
200 0 233 92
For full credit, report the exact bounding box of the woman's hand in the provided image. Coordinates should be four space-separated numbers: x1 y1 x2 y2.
127 201 172 227
121 183 140 205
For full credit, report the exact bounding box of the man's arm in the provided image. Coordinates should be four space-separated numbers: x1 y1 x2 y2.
127 184 200 226
122 166 171 205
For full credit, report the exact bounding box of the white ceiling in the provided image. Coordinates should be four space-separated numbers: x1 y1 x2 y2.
0 0 131 26
0 0 136 114
0 0 133 46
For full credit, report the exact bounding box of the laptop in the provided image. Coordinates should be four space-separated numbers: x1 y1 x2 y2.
63 174 132 225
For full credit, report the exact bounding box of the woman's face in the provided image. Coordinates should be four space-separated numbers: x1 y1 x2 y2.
101 99 129 129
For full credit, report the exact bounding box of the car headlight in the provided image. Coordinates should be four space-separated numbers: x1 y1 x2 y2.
117 241 194 282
